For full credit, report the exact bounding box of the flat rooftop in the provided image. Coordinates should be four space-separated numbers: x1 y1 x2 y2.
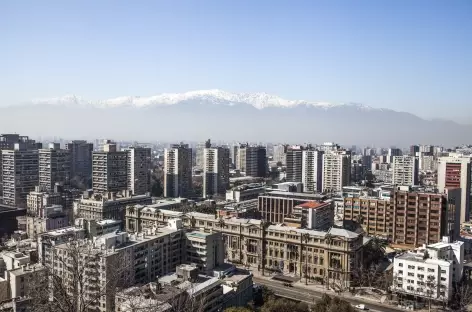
295 201 330 209
186 231 213 239
263 190 327 199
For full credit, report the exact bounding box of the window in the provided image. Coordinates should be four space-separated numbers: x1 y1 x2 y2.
398 263 403 267
441 277 446 281
418 267 424 271
441 270 446 274
428 268 435 273
408 265 415 269
408 273 414 277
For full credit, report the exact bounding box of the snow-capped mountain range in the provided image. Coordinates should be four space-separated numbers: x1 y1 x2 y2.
31 89 381 111
1 89 469 146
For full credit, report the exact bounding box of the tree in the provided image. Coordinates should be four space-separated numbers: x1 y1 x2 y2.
261 298 309 312
311 294 356 312
25 240 130 312
363 236 387 265
452 281 472 311
224 307 254 312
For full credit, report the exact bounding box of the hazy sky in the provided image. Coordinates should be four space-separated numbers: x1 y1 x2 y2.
1 0 471 119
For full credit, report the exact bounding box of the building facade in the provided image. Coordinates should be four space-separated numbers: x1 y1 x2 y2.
203 147 230 198
1 146 39 207
39 143 71 191
322 151 351 193
302 150 323 193
437 156 471 223
286 146 303 182
65 140 93 184
392 156 419 186
343 197 391 238
92 143 128 194
164 143 193 198
127 146 151 195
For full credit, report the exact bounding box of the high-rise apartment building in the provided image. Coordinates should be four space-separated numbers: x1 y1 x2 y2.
65 140 93 183
286 146 303 182
127 146 151 195
38 143 71 191
236 144 267 177
195 139 211 169
391 187 460 248
164 143 193 198
273 144 288 165
203 147 230 198
322 151 351 193
0 134 39 196
1 145 39 207
92 143 128 193
437 156 472 223
302 150 323 193
392 156 418 186
343 197 391 238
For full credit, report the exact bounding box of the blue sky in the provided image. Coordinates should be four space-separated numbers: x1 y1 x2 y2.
1 0 471 119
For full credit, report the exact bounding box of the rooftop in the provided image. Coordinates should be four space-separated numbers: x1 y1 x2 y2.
186 231 213 240
263 190 327 200
294 201 330 209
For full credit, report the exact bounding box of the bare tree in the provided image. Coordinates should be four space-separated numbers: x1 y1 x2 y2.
25 240 130 312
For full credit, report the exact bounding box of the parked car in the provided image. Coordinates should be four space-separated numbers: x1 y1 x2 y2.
283 282 293 287
354 304 368 310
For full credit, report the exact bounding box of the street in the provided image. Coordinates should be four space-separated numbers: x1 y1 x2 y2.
254 277 405 312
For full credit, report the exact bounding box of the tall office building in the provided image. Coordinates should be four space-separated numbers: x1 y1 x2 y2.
392 156 418 186
65 140 93 183
273 144 288 165
322 151 351 193
236 144 267 177
92 143 128 194
39 143 71 191
164 143 193 198
127 146 151 195
286 146 304 182
302 150 323 193
203 147 230 198
2 145 39 207
437 156 472 223
195 139 211 169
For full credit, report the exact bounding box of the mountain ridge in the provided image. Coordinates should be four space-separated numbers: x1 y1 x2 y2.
29 89 384 112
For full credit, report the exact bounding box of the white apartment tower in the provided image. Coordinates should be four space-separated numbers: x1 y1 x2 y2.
392 156 419 186
39 143 71 191
1 144 39 207
322 151 351 193
302 150 324 193
164 143 193 198
127 146 151 195
203 147 230 198
437 156 471 223
195 139 211 169
273 144 288 165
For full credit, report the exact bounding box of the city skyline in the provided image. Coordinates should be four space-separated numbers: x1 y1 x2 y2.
1 1 471 120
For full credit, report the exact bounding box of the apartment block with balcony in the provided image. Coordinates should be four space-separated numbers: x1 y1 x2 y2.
302 150 324 193
1 146 39 208
392 237 464 302
203 147 230 198
392 156 419 186
185 230 224 275
127 146 151 196
92 143 128 194
48 224 185 312
38 143 71 191
164 143 193 198
322 151 351 193
343 197 391 238
391 187 461 248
